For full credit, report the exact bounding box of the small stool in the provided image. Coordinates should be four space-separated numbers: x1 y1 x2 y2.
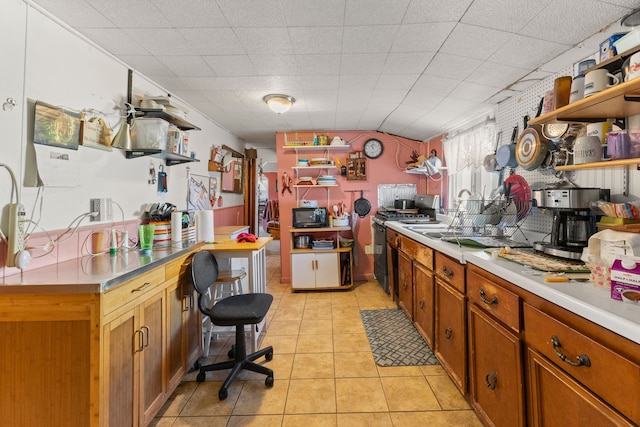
196 293 274 400
202 268 247 357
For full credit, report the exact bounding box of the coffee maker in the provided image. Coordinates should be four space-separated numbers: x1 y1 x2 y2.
532 187 609 260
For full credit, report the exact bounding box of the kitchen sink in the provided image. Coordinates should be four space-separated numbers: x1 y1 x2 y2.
420 231 463 239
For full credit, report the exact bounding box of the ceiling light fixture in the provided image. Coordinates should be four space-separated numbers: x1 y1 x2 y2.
263 94 295 114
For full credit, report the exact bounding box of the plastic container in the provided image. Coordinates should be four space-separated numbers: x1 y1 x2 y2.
131 118 170 150
614 28 640 55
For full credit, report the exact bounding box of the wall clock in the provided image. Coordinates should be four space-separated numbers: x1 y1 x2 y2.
363 138 383 159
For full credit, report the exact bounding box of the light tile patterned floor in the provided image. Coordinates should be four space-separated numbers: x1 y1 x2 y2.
151 241 482 427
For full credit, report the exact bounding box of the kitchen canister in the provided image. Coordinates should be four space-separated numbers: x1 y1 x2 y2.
573 136 603 164
553 76 572 109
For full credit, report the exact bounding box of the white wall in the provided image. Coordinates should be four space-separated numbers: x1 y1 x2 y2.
0 0 251 232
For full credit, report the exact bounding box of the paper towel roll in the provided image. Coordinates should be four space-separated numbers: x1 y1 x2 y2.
196 210 214 243
171 212 182 242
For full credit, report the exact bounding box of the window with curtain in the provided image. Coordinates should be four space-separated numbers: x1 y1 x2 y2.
442 122 498 212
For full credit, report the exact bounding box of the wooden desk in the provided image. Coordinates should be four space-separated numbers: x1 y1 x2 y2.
201 233 272 351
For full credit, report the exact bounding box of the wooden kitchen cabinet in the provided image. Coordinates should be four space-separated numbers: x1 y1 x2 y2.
468 304 524 427
526 347 634 426
435 277 467 393
434 251 467 394
397 250 413 319
413 261 435 348
467 269 524 427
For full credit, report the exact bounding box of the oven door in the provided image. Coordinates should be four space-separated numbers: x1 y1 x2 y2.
373 221 389 293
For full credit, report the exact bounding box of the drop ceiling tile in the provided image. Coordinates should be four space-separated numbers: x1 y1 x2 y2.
281 0 346 26
117 55 175 76
345 0 411 25
179 28 245 55
375 74 420 90
215 0 286 27
337 90 373 109
488 34 568 70
202 55 256 77
157 56 215 77
440 23 512 60
289 27 344 54
298 75 340 91
340 53 388 75
152 0 229 28
424 53 482 81
342 25 399 53
80 28 148 55
412 74 460 97
86 0 171 28
382 52 435 74
335 112 365 128
249 54 298 76
391 22 456 52
436 97 481 113
33 0 114 28
295 54 341 75
235 28 293 55
403 0 473 23
402 91 444 109
466 62 528 88
151 77 196 92
202 91 252 112
340 73 379 91
460 0 553 33
448 81 501 102
310 113 338 129
302 90 339 110
124 28 194 56
369 89 409 104
386 104 430 124
486 89 518 104
520 0 628 45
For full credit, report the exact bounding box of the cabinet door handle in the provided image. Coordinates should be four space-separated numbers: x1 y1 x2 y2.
479 288 498 305
485 372 498 390
132 282 152 292
419 300 425 309
551 335 591 367
442 266 453 278
134 329 144 352
444 326 452 340
141 325 150 348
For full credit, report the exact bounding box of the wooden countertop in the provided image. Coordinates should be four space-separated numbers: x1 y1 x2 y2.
201 236 272 252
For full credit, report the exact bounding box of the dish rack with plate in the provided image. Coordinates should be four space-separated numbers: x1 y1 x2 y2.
435 197 532 248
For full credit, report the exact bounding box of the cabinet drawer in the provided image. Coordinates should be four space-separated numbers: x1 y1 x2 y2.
434 252 465 293
524 303 640 423
467 270 520 333
103 268 166 315
387 228 400 248
401 236 433 269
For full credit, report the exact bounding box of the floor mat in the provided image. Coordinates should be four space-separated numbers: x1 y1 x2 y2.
360 309 440 367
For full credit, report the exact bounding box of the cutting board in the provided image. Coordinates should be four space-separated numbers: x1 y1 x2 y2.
491 248 589 272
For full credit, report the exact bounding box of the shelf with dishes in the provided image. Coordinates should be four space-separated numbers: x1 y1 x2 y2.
528 74 640 125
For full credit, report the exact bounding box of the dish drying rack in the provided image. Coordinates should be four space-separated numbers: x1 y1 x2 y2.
436 197 532 248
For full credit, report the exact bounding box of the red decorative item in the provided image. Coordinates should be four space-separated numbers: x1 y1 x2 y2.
237 232 257 243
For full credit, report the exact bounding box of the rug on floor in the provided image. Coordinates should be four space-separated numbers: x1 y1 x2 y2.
360 309 440 367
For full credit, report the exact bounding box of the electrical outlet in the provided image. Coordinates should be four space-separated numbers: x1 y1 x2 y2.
90 198 113 222
365 244 373 255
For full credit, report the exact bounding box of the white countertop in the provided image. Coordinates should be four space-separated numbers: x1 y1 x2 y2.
385 221 640 345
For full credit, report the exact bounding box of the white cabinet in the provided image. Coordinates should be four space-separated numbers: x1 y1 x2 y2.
290 226 353 291
291 251 340 289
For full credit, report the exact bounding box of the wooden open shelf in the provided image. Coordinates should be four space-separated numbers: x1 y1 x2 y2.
554 157 640 171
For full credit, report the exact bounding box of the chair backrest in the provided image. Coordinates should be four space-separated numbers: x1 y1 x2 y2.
191 251 220 295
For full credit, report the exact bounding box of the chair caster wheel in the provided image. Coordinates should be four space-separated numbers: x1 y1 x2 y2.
265 376 274 388
193 360 201 370
219 388 228 400
228 345 235 359
196 372 206 383
265 351 273 361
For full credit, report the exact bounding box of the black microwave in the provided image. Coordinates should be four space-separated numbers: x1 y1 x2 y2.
292 207 329 228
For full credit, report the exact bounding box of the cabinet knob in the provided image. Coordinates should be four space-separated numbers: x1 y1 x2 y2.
551 335 591 367
442 266 453 278
444 326 452 340
479 288 499 305
485 372 498 390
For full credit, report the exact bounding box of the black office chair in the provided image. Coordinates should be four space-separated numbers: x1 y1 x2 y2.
191 251 274 400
